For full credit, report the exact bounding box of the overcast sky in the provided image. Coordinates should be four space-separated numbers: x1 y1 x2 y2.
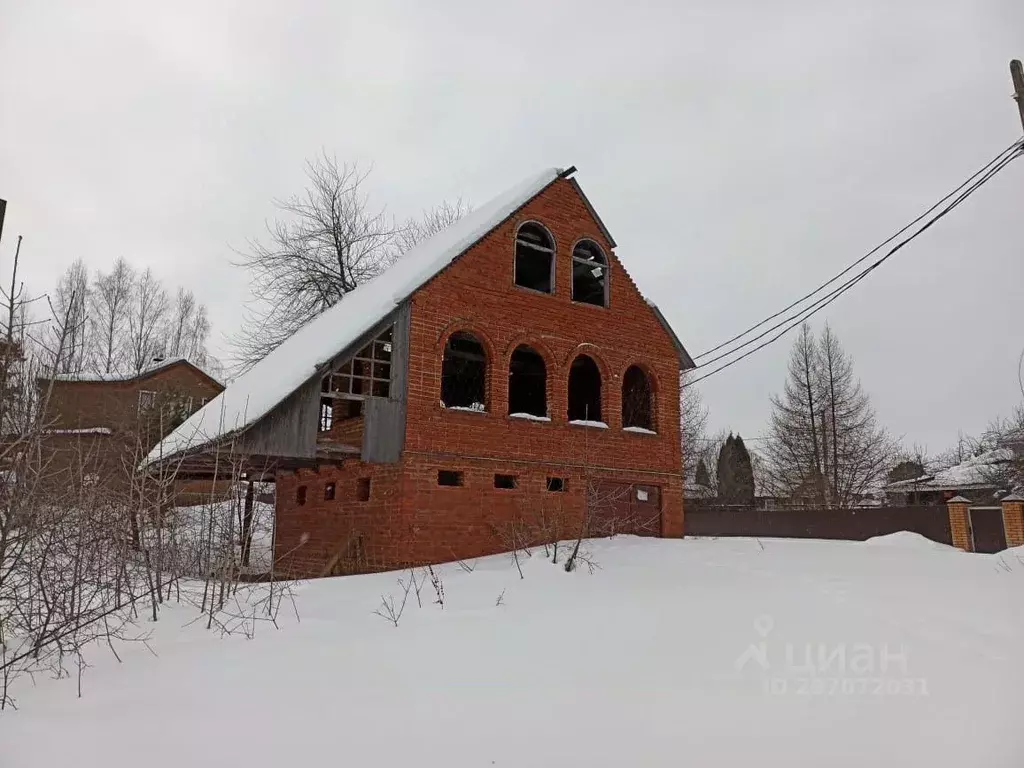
2 0 1022 455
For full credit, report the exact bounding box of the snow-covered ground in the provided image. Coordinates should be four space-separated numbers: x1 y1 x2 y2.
3 535 1024 766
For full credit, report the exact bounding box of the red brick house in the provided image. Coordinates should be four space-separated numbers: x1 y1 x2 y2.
147 168 695 577
39 357 223 500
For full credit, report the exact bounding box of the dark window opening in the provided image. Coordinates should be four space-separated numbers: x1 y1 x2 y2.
438 470 464 487
571 240 608 307
567 354 602 422
296 485 307 506
494 473 518 489
324 482 336 501
441 332 487 410
546 477 566 492
508 345 547 417
318 397 333 432
514 222 554 293
357 477 371 501
323 326 393 400
622 365 654 430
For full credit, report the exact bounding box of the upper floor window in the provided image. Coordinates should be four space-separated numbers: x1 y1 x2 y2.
567 354 602 422
514 222 554 293
571 240 608 307
441 332 487 411
622 365 654 431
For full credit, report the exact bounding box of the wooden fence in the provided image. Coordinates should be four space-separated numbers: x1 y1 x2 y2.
684 504 953 546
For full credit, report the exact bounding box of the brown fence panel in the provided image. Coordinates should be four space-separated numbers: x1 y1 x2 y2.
684 505 953 546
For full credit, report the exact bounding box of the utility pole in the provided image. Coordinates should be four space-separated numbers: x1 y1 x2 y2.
1012 60 1024 132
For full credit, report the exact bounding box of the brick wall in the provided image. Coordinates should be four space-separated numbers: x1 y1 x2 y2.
273 177 688 577
405 177 683 509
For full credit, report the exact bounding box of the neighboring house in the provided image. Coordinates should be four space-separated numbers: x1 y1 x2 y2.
146 167 695 577
38 357 223 498
883 447 1017 505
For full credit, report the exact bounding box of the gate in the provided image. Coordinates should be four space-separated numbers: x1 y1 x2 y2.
590 482 662 537
969 507 1007 553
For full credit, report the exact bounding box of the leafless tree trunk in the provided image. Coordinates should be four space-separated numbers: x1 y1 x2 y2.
126 268 169 374
231 152 469 371
88 257 135 375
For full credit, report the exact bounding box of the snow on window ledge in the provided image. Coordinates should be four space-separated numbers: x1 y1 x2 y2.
569 419 608 429
623 426 657 435
509 412 552 422
442 402 488 414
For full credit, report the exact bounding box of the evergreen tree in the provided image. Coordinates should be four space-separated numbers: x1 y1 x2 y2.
695 457 712 489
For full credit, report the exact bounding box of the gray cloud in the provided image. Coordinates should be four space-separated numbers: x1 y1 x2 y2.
2 0 1022 453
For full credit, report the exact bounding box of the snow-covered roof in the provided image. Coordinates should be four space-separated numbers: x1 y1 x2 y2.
146 168 566 465
885 448 1014 492
45 357 216 384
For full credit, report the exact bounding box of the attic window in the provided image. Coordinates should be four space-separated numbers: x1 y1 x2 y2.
324 326 393 399
514 222 555 293
441 332 487 410
137 390 157 413
571 240 608 307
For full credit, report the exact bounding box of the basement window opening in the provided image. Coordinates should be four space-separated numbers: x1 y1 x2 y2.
546 477 567 493
621 365 654 431
567 354 602 422
357 478 371 501
323 326 393 400
514 222 555 293
508 344 547 417
437 470 464 487
494 473 518 489
571 240 608 307
441 332 487 410
324 482 336 501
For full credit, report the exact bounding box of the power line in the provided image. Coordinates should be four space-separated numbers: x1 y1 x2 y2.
692 137 1024 365
684 141 1024 389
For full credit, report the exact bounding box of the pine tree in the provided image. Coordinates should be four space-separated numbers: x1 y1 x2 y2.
695 457 712 489
732 434 756 506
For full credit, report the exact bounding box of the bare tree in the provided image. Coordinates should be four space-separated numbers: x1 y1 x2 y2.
166 287 210 367
125 268 169 374
52 259 90 375
231 153 469 371
88 257 135 375
680 371 709 485
765 323 895 507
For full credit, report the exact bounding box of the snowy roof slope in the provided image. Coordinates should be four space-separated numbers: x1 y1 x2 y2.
885 448 1014 492
46 357 207 383
145 168 564 465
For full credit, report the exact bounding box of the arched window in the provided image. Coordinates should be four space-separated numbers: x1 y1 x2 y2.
514 222 554 293
441 332 487 410
567 354 602 422
622 365 654 431
571 240 608 307
508 345 547 418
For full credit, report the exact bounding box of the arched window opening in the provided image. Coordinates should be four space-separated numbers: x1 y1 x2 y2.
567 354 602 422
571 240 608 307
508 345 547 418
514 223 554 293
622 365 654 431
441 332 487 410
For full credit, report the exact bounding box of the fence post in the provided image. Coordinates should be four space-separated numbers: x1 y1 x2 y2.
946 496 973 551
1000 494 1024 548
